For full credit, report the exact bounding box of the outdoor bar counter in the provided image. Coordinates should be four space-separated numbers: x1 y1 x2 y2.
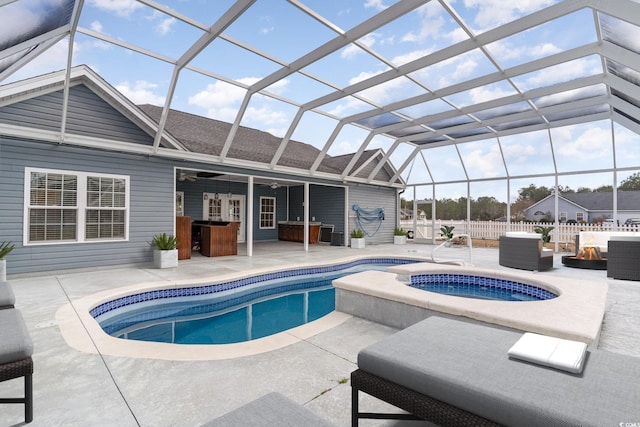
277 221 322 244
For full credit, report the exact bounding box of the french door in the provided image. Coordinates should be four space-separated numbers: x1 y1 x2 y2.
202 193 245 242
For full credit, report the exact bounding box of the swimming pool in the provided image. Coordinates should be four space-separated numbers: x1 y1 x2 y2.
92 258 418 345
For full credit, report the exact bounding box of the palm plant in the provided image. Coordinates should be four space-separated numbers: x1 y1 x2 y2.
534 226 554 244
0 241 14 259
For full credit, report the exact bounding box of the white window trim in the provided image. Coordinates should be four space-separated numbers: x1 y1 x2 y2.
23 167 130 246
259 196 276 230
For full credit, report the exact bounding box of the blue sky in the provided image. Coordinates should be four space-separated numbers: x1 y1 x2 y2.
3 0 639 201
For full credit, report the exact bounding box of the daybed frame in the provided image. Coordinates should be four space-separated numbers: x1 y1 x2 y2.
352 317 640 427
351 369 498 426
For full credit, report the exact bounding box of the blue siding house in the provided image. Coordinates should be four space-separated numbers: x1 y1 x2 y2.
525 191 640 223
0 66 402 274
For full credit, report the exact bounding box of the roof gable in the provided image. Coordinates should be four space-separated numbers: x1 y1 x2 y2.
0 66 184 150
0 84 155 145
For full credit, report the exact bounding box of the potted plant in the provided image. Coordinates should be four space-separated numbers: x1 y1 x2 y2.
534 226 554 248
439 225 455 246
150 233 179 268
394 228 408 245
0 241 15 281
350 229 366 249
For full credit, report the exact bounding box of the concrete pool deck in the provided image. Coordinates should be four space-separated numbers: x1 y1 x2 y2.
2 241 639 426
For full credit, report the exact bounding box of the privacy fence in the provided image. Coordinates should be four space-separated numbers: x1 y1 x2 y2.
400 220 639 245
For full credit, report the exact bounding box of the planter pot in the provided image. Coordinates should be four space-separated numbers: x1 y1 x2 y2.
0 259 5 281
394 235 407 245
153 249 178 269
351 238 366 249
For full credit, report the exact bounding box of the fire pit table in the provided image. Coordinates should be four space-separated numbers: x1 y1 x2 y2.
562 245 607 270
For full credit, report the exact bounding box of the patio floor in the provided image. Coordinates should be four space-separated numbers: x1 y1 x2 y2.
2 241 639 426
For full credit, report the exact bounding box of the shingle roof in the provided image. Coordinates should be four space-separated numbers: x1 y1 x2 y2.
138 104 400 182
562 191 640 210
139 104 343 175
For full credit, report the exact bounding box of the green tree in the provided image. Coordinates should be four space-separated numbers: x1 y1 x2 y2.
619 172 640 191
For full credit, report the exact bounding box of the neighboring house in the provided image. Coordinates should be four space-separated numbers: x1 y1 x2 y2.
0 66 402 275
524 191 640 223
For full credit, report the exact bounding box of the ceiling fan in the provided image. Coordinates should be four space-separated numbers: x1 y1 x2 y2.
267 182 282 189
178 171 197 182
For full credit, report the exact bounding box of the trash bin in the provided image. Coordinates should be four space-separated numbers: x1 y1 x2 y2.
330 232 344 246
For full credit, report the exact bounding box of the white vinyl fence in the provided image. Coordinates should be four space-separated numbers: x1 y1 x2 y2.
401 219 639 245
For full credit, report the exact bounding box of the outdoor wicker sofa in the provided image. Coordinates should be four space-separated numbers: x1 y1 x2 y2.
498 233 553 271
352 317 640 427
0 307 34 424
607 236 640 281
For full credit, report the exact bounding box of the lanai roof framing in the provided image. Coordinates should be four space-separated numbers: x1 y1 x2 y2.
1 0 639 188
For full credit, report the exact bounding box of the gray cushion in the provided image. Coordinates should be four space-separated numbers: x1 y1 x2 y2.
0 280 15 307
202 392 335 427
0 309 33 364
358 317 640 427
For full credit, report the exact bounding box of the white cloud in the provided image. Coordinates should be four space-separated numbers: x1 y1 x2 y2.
341 34 376 59
391 48 433 66
462 0 556 30
187 77 292 125
462 144 504 177
90 20 104 33
555 125 612 159
364 0 388 12
155 17 175 35
529 42 562 57
468 85 515 104
88 0 142 17
115 80 165 105
188 80 247 121
520 57 601 90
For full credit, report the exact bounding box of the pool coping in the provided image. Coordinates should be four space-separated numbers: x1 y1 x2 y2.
55 255 425 361
333 263 608 344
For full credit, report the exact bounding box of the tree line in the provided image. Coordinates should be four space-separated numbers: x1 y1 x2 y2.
402 172 640 221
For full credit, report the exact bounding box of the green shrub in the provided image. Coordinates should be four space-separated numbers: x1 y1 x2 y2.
150 233 179 250
394 228 408 236
350 229 364 238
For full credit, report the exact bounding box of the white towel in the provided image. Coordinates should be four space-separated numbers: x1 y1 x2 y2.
508 333 588 374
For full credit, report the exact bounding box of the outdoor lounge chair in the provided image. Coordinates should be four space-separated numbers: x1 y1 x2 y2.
202 392 335 427
352 317 640 426
499 233 553 271
0 281 15 309
0 308 34 423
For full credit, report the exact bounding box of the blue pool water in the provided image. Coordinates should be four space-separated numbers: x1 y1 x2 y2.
93 258 417 345
409 273 557 301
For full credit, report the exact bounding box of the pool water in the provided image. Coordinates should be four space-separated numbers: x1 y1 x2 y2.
120 285 335 344
95 259 414 345
409 274 557 301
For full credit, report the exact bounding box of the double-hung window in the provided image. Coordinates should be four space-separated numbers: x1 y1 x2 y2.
25 168 129 244
259 196 276 229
